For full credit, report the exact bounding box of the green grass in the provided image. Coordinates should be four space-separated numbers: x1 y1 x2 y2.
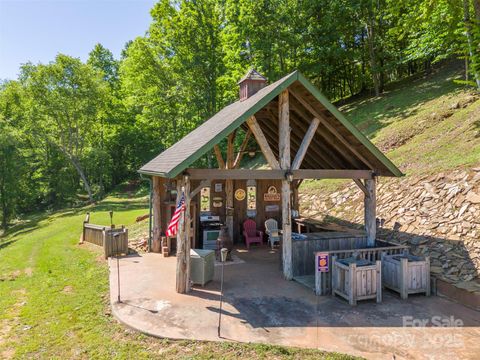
0 196 355 359
301 61 480 194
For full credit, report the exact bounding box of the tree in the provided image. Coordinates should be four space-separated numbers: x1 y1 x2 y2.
464 0 480 89
0 82 28 230
21 55 108 202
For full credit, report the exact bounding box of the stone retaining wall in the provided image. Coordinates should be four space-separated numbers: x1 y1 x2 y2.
299 168 480 284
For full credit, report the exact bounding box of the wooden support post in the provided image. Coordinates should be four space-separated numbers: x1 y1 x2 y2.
364 178 376 247
176 176 191 293
152 176 162 253
225 132 236 240
184 177 191 292
279 89 293 280
291 182 300 215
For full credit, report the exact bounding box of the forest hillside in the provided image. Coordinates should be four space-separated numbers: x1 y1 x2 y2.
299 61 480 297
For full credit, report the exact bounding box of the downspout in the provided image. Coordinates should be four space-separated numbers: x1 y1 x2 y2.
140 174 153 252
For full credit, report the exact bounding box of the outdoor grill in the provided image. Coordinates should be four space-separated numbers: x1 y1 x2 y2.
199 215 223 250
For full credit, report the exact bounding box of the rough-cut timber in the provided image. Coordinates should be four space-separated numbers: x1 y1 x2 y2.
246 116 280 169
186 169 374 180
139 70 402 179
291 117 320 170
176 178 190 293
279 89 293 280
225 131 236 239
152 176 163 253
364 178 376 246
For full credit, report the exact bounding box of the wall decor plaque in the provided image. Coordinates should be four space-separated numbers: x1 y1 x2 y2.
235 188 246 201
212 196 223 208
264 185 281 201
265 204 279 212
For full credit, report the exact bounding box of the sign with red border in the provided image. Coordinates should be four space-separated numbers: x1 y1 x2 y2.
317 253 329 272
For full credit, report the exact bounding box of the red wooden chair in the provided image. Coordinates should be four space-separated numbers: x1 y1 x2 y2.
243 219 263 249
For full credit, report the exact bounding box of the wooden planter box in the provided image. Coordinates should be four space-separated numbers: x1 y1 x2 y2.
314 241 408 296
332 256 382 306
83 219 128 259
382 253 430 299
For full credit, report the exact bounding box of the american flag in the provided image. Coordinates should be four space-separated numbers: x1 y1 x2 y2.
166 192 185 237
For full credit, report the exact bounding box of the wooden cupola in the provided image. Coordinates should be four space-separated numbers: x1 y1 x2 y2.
238 69 267 101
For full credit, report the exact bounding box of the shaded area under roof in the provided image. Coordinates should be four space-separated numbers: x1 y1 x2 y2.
139 71 403 179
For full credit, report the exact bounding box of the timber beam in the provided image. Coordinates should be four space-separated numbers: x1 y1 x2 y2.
213 145 226 169
353 179 369 197
289 88 376 170
186 169 374 180
292 117 320 170
246 115 281 169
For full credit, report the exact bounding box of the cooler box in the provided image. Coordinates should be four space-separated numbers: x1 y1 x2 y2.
190 249 215 286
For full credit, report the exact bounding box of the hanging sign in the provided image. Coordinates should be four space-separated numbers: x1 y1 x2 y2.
235 188 246 201
317 253 329 272
264 185 281 201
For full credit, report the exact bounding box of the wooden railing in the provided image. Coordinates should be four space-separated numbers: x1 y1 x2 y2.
82 213 128 258
315 241 408 295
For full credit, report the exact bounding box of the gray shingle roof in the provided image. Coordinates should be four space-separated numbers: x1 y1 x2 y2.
139 72 297 177
139 70 403 178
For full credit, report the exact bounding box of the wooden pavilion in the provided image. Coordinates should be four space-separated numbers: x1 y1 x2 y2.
139 69 402 294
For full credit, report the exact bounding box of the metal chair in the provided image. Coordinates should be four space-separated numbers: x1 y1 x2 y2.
264 218 280 249
243 219 263 249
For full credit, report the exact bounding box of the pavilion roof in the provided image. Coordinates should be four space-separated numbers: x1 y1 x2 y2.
139 71 402 178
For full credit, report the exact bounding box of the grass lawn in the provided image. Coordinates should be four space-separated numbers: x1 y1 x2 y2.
0 196 356 360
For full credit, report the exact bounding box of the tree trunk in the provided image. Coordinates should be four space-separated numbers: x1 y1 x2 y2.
69 155 94 203
473 0 480 21
0 188 8 230
464 0 480 90
366 23 380 97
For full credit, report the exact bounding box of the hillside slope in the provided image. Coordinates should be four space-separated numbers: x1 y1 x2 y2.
299 62 480 297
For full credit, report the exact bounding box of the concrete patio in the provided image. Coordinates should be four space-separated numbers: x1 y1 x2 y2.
109 248 480 359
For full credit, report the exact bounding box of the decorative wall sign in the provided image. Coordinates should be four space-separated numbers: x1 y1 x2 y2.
200 187 211 212
264 185 281 201
234 188 246 201
265 204 279 212
215 183 223 192
212 196 223 208
247 185 256 210
246 179 257 217
317 253 329 272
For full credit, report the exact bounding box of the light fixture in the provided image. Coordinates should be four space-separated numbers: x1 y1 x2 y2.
285 171 294 183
